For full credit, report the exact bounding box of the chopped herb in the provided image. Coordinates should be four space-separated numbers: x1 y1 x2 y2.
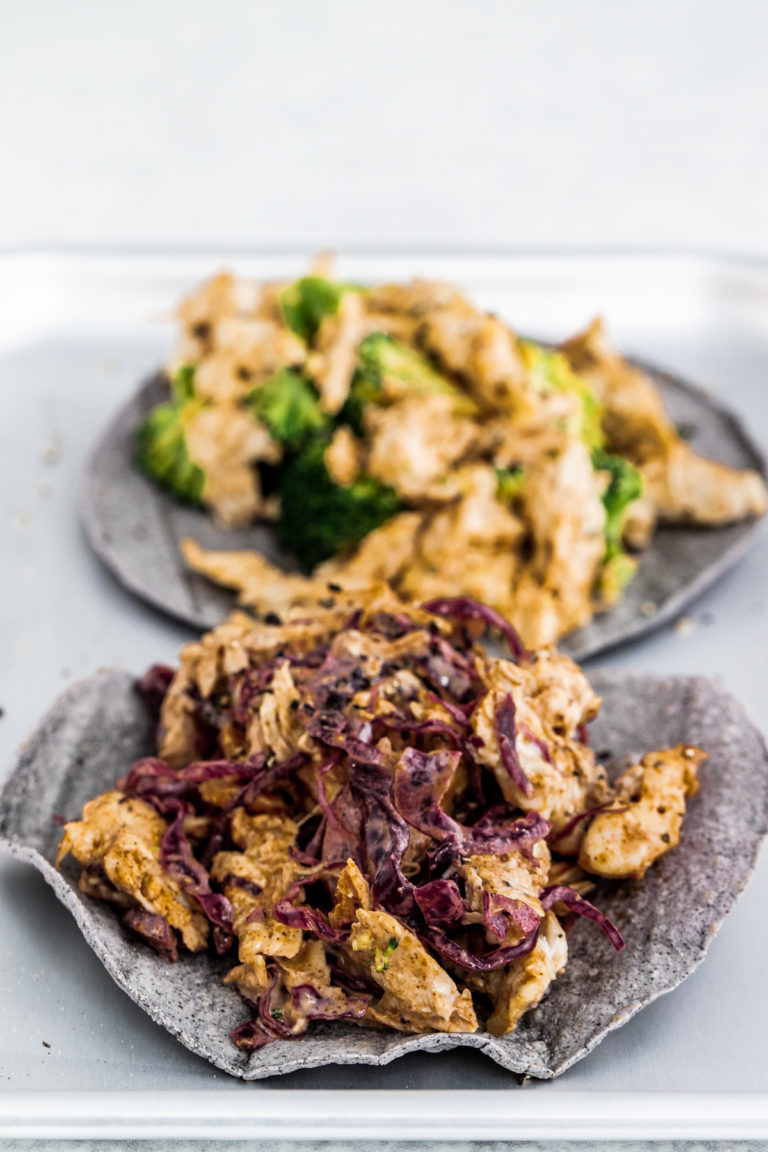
374 937 399 972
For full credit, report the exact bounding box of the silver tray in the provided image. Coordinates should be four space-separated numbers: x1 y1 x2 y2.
1 248 768 1140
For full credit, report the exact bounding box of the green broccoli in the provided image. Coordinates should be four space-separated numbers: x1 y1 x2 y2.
592 449 643 563
136 367 206 505
246 368 329 450
520 341 604 450
280 277 357 342
276 437 401 571
342 332 474 434
170 363 196 403
495 465 525 504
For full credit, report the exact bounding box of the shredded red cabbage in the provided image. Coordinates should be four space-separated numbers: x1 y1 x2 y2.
482 891 542 941
123 907 179 961
421 596 528 663
541 885 625 951
159 799 234 939
495 695 534 797
413 879 466 927
421 924 540 971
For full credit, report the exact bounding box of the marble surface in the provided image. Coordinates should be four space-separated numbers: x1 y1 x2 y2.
0 1142 765 1152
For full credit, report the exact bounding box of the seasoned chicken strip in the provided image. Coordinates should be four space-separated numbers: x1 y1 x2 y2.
470 659 609 833
643 442 768 525
579 744 705 880
485 911 567 1036
56 791 208 952
348 909 477 1034
308 292 367 414
329 859 372 929
460 840 550 944
561 318 767 525
184 403 281 526
214 812 307 998
364 394 477 500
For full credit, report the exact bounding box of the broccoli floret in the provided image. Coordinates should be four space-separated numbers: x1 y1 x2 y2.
592 449 643 562
342 332 473 434
170 363 196 403
277 437 401 571
137 369 206 505
358 332 455 394
495 465 525 503
520 341 604 450
246 368 328 450
280 277 356 342
598 552 639 602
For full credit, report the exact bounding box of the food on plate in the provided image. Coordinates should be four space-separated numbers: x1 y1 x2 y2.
135 261 767 647
56 589 704 1049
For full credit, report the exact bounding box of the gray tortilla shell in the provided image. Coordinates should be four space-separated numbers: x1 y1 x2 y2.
81 366 766 661
1 668 766 1080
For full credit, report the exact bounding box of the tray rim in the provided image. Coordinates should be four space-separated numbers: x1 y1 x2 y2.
3 1087 768 1141
4 238 768 264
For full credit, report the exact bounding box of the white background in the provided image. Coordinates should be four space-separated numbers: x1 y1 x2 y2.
1 0 767 255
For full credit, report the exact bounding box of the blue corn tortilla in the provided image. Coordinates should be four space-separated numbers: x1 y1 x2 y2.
1 669 766 1080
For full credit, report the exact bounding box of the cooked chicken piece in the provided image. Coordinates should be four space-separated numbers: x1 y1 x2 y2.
622 490 657 550
561 318 767 525
213 849 303 959
102 831 209 951
324 425 364 486
561 318 670 460
643 442 767 525
214 812 306 998
364 394 477 500
276 938 364 1029
308 292 366 414
181 539 365 621
547 858 595 896
56 790 165 867
525 650 602 736
348 908 477 1034
460 840 549 944
224 955 271 1002
176 272 267 335
365 279 465 317
188 350 251 404
158 611 267 766
512 439 606 647
318 512 425 587
420 305 530 412
485 911 567 1035
329 859 372 929
77 868 135 906
57 791 208 952
246 659 303 763
477 392 580 471
184 403 281 526
201 316 305 390
471 658 609 833
579 745 705 880
398 465 524 611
